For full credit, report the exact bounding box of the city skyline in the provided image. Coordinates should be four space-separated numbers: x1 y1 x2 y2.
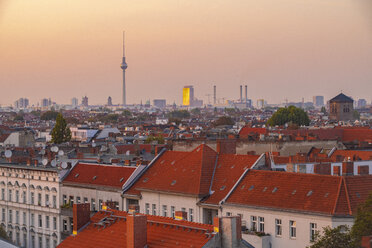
0 0 372 106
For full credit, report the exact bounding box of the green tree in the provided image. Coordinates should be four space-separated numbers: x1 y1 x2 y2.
267 106 310 127
353 110 360 120
51 113 71 144
351 192 372 245
0 225 9 241
213 116 235 126
191 108 201 115
321 106 327 114
145 135 165 144
122 109 132 117
41 111 59 121
168 110 190 119
308 225 356 248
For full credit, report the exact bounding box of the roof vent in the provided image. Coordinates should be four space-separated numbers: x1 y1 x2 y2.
171 160 176 165
356 192 361 198
324 193 329 198
249 185 254 191
220 185 226 191
171 180 177 186
160 160 165 164
292 190 296 195
92 176 97 180
307 190 313 197
231 165 235 169
241 185 245 190
143 177 149 183
75 173 79 178
120 177 124 183
272 187 278 193
263 187 267 192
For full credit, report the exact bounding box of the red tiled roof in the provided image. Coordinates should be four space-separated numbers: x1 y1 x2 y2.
0 133 10 143
239 127 267 138
126 144 217 197
225 170 372 216
63 163 136 189
331 150 372 161
58 209 214 248
201 154 260 205
342 129 372 142
272 156 290 164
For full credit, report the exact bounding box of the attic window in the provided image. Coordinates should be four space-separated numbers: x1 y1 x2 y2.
143 178 149 183
272 187 278 193
92 176 97 180
171 180 177 186
307 190 313 197
249 185 254 191
74 173 79 178
324 193 329 198
220 186 226 191
263 187 267 192
120 177 124 183
292 190 296 195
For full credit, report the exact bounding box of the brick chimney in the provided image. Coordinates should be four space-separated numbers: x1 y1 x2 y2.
333 166 341 176
126 214 147 248
214 216 242 248
342 161 354 176
217 140 236 155
175 211 187 221
73 203 91 235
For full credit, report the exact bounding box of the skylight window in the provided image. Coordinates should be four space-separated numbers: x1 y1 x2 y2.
120 177 124 182
307 190 313 197
220 186 226 191
231 165 235 169
263 187 267 192
171 180 177 186
356 192 361 198
171 160 176 165
143 178 149 183
292 190 296 195
75 173 79 178
249 185 254 191
324 193 329 198
92 176 97 180
241 185 245 190
272 187 278 193
160 160 165 164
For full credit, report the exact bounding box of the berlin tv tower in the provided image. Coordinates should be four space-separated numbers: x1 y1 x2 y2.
120 31 128 106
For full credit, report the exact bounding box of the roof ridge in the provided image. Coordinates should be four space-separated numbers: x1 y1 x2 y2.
342 177 353 215
332 177 343 215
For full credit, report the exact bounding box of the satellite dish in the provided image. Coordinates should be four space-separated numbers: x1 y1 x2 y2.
92 143 96 148
42 159 48 166
58 150 64 156
5 150 12 158
51 146 58 153
61 162 68 169
51 160 57 167
40 149 46 155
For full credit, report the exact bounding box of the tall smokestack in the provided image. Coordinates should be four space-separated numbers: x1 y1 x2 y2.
213 85 216 105
240 85 243 103
245 85 248 105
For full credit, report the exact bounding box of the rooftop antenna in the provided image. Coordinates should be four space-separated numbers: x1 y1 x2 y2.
123 31 125 57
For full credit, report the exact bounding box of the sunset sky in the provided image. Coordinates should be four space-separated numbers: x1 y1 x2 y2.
0 0 371 106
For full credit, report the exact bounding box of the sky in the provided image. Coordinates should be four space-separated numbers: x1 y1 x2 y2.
0 0 371 106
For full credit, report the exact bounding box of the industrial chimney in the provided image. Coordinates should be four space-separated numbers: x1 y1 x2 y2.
240 85 243 103
213 85 216 105
245 85 248 105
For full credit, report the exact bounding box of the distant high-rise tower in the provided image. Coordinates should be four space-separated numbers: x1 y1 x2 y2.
82 96 88 107
120 31 128 106
107 96 113 106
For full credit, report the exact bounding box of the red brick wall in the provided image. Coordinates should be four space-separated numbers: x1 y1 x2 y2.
358 166 370 175
217 140 236 154
127 215 147 248
314 164 331 175
73 203 91 234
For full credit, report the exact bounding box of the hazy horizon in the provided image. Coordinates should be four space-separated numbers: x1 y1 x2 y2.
0 0 371 106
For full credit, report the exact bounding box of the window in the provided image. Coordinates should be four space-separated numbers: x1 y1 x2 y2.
258 217 264 232
171 206 175 218
275 219 282 237
31 192 34 205
38 236 42 248
189 208 194 222
1 208 5 221
162 205 167 217
69 196 74 206
38 214 42 227
310 223 317 241
31 213 35 227
181 207 186 212
226 212 232 217
16 232 20 245
46 237 50 248
63 195 67 205
53 238 57 248
152 204 157 215
23 233 27 248
63 219 68 231
45 194 49 207
46 216 50 229
31 235 35 248
23 212 26 225
53 217 57 230
290 220 296 238
251 216 257 231
53 195 57 208
99 199 102 210
15 190 19 203
8 189 12 202
76 196 81 204
1 189 4 200
8 209 12 223
23 191 26 203
145 203 150 214
91 198 96 211
84 197 88 204
16 210 19 224
38 193 42 206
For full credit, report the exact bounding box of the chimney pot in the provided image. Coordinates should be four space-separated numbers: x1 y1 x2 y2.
73 203 91 235
127 214 147 248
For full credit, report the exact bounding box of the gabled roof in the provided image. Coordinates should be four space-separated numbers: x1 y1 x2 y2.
201 154 260 205
63 163 136 189
330 93 353 103
125 144 217 197
224 170 372 216
57 209 215 248
330 150 372 161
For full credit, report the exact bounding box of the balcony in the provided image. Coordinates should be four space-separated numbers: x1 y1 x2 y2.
242 231 271 248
